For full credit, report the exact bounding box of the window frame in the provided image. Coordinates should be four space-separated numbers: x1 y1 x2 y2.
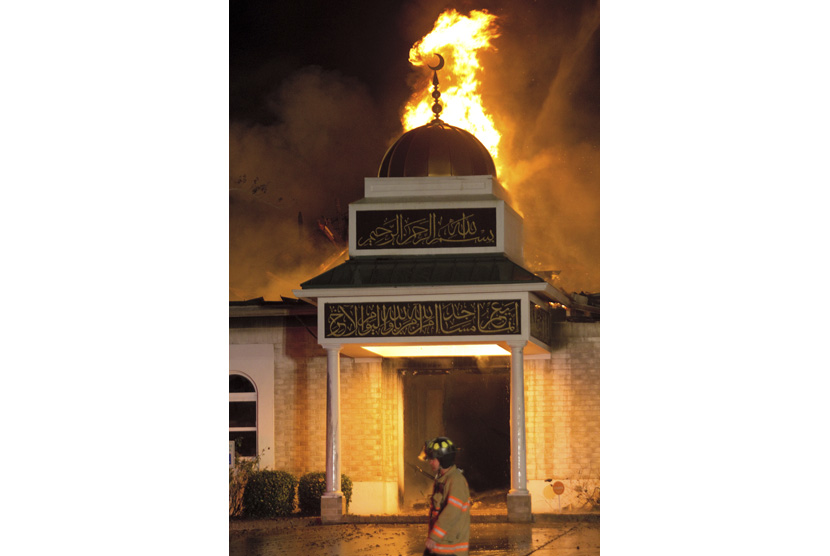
229 373 257 458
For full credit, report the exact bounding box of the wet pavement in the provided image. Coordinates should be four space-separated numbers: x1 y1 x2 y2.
229 520 599 556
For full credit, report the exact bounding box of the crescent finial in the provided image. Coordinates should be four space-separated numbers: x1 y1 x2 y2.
427 53 445 71
427 53 444 121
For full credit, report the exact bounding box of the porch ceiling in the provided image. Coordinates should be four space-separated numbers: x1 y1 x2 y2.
340 339 551 359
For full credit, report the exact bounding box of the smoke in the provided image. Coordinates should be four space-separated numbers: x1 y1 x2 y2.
229 67 391 301
400 0 600 293
481 0 601 293
229 0 600 300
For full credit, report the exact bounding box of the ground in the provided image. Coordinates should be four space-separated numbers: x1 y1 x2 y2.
230 519 599 556
230 488 599 555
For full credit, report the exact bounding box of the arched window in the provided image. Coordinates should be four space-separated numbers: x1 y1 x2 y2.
229 374 257 457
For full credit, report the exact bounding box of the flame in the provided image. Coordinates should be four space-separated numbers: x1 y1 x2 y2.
403 10 502 175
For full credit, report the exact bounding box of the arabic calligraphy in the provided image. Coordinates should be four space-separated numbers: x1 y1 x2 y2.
325 300 520 338
356 208 497 249
530 304 553 346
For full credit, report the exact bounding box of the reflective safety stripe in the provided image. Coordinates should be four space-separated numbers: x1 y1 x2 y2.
447 495 470 512
433 542 469 553
433 525 446 538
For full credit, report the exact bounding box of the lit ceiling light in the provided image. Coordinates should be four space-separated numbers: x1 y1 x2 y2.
361 344 509 357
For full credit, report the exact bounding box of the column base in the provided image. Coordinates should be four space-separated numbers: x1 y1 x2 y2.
507 491 533 522
321 493 346 523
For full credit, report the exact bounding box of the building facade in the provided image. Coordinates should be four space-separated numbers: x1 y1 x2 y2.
230 113 599 521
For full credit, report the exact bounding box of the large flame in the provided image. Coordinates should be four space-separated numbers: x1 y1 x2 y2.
403 9 502 176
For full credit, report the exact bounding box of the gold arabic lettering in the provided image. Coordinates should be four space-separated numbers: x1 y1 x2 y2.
357 211 496 248
325 300 519 338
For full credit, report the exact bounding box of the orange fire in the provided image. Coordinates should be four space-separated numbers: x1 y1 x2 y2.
403 9 503 176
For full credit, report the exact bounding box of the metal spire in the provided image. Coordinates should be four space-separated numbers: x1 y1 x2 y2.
427 53 445 121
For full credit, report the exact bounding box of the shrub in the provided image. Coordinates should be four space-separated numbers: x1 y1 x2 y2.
242 470 298 517
229 457 258 517
298 472 353 515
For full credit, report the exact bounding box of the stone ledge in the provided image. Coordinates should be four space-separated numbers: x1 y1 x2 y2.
507 492 533 523
321 494 346 524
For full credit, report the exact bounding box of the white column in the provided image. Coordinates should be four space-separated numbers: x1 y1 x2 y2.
508 340 528 494
324 344 342 495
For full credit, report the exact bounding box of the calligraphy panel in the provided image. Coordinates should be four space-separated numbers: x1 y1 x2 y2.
355 208 497 249
530 303 553 347
324 299 520 339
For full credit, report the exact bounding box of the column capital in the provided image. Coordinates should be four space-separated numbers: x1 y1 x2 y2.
506 339 527 350
323 343 343 352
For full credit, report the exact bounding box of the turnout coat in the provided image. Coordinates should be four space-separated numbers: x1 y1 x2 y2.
427 465 471 555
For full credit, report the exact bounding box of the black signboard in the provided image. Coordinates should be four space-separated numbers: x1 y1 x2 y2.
324 299 520 338
355 208 497 249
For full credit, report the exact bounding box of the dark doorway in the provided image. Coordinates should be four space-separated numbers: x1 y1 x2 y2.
397 357 510 509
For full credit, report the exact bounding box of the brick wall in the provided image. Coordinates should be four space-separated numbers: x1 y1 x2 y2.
273 324 328 475
341 361 401 483
341 360 381 481
232 315 597 508
270 332 401 486
526 322 600 482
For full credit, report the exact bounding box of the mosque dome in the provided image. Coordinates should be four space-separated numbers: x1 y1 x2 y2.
377 119 497 178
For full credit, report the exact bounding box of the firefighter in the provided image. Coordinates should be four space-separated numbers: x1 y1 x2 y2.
418 436 471 556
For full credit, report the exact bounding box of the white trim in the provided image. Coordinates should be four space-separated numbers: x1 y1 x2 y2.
363 175 503 199
229 345 275 469
317 291 526 304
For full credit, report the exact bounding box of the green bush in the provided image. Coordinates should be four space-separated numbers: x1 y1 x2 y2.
242 470 298 517
298 472 353 515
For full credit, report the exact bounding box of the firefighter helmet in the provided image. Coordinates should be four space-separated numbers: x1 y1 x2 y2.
418 436 458 461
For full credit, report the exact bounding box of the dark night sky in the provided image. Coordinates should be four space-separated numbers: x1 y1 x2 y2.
230 0 418 125
229 0 601 301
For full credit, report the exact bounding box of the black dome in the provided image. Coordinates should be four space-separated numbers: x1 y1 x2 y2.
378 119 497 178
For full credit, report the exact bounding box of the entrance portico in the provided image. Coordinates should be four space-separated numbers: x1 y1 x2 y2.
295 170 571 522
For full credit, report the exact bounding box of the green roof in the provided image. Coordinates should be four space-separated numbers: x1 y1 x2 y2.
300 255 544 289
